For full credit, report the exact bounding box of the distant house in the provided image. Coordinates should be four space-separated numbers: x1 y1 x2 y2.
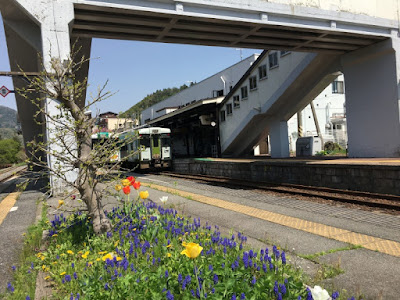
94 111 134 133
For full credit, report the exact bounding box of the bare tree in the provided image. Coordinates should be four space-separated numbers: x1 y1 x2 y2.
18 49 136 234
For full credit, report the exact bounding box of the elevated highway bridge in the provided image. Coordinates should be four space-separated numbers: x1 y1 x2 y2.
1 0 400 192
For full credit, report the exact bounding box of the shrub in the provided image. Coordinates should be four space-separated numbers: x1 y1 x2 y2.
0 139 21 164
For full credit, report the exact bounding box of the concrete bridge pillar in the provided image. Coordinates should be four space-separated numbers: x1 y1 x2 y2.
342 37 400 157
269 119 290 158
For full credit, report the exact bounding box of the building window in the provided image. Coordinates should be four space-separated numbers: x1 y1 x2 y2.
220 110 226 122
226 103 233 115
249 76 257 90
280 50 291 57
332 80 344 94
269 52 279 69
213 89 224 97
241 86 248 99
233 95 240 108
258 64 267 79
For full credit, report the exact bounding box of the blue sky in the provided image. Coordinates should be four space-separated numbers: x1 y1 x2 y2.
0 15 261 114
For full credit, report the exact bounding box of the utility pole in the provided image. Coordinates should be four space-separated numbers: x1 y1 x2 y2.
310 101 324 147
297 111 303 138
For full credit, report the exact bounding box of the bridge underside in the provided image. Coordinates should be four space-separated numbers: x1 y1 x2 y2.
73 3 386 54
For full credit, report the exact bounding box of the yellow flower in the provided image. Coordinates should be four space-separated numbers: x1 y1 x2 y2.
98 251 107 255
96 258 101 261
42 265 46 270
52 234 58 237
167 253 172 258
116 257 122 261
102 253 114 261
40 256 45 261
88 261 93 267
82 251 89 259
115 184 122 191
57 200 64 208
139 191 149 199
67 250 74 255
180 242 203 259
60 271 66 276
52 261 57 265
121 179 130 187
44 276 51 280
114 240 119 247
166 244 172 248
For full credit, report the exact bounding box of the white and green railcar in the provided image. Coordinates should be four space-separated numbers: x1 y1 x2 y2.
118 127 172 170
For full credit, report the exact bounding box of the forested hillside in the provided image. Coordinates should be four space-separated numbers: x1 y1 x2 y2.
119 84 189 119
0 105 17 128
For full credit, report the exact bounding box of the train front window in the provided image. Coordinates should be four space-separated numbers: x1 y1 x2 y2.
152 135 159 147
161 138 171 147
140 136 150 148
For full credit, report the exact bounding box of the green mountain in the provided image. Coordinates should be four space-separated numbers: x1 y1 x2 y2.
0 105 17 128
119 84 190 119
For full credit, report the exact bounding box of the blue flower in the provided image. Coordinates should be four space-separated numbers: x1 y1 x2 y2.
332 292 340 300
7 282 14 293
231 294 236 300
280 284 287 295
73 272 77 280
166 290 174 300
281 252 286 264
240 293 246 299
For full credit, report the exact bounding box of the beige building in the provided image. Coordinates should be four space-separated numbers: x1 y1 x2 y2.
94 112 135 133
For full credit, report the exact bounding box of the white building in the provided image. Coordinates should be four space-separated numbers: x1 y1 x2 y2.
146 50 347 158
141 54 260 123
287 74 347 152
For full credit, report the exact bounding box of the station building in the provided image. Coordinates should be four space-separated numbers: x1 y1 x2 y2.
143 50 347 158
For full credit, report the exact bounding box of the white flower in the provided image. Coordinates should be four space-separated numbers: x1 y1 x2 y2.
159 196 168 204
309 286 331 300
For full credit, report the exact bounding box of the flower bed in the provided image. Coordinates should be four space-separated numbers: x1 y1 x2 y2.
4 178 344 300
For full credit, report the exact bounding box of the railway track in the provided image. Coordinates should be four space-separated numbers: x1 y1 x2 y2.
158 171 400 213
0 165 28 183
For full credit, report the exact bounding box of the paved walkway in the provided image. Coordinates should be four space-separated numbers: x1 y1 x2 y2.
130 172 400 300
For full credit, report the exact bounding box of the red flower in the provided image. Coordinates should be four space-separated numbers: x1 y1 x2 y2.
133 181 141 190
127 176 135 185
123 185 131 195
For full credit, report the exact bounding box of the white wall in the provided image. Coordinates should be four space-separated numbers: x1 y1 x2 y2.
141 54 259 123
219 51 309 152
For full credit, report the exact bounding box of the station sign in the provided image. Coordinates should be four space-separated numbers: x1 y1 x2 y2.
0 86 11 98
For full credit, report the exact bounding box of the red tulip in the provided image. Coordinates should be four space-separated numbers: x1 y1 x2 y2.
123 185 131 195
133 181 141 190
127 176 135 185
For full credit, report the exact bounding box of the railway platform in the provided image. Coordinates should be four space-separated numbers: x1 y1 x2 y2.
122 171 400 299
172 157 400 196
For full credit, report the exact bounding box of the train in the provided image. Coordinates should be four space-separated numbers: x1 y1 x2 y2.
91 127 172 170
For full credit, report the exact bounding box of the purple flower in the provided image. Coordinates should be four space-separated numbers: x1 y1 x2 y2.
240 293 246 299
251 276 256 286
26 296 31 300
7 282 14 292
231 294 236 300
11 266 16 271
281 252 286 264
166 290 174 300
73 272 77 280
65 275 72 282
332 292 340 300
